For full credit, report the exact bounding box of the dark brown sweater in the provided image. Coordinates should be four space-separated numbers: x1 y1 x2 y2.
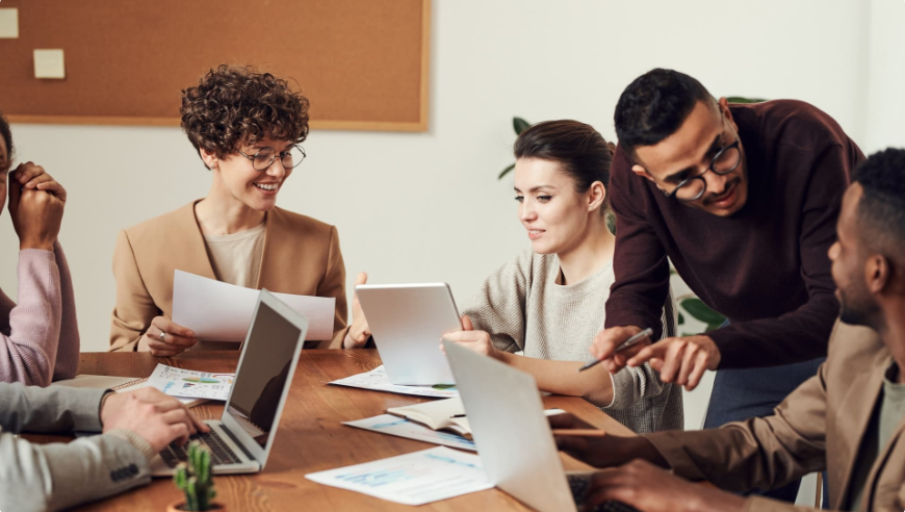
605 100 863 368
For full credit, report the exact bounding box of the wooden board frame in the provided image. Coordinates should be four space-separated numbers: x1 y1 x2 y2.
4 0 431 132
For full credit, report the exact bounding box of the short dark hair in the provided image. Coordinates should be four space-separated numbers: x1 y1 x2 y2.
180 65 310 164
513 120 615 205
853 148 905 259
0 110 13 167
614 68 715 158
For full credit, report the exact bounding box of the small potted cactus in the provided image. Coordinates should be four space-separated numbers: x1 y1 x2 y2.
167 442 226 511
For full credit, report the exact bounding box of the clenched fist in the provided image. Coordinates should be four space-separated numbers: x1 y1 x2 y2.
8 162 67 251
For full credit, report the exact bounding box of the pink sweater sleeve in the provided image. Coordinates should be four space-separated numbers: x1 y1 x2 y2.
0 244 78 386
52 242 81 380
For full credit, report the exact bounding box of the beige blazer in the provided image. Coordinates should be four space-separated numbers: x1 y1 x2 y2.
644 321 905 511
109 202 349 352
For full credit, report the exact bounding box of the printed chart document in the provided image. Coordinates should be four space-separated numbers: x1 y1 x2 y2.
330 365 459 398
172 270 335 342
305 446 492 505
344 414 477 451
147 363 235 401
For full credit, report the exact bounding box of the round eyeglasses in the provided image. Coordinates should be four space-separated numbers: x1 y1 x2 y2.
667 139 741 203
237 145 306 171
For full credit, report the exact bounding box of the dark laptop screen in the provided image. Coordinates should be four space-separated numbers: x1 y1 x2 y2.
226 300 301 447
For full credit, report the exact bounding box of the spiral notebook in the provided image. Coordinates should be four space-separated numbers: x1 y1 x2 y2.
53 374 208 408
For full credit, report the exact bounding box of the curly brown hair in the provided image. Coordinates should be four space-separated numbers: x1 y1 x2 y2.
180 65 310 164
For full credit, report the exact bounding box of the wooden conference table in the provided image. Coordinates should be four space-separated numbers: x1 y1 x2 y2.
50 350 633 511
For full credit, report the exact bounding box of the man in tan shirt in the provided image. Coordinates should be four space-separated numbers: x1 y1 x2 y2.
552 148 905 511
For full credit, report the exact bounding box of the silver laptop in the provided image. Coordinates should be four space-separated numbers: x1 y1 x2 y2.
151 289 308 476
355 283 461 385
442 340 638 512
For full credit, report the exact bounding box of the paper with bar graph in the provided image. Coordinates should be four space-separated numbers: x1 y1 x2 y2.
305 446 492 505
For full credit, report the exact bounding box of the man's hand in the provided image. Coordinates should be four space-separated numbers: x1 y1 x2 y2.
343 272 372 349
138 316 199 356
579 460 745 512
101 387 210 453
439 315 503 361
590 325 654 374
628 335 720 391
549 412 665 469
590 326 720 391
8 163 66 251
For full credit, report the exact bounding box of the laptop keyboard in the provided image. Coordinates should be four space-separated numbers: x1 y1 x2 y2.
568 474 640 512
160 430 243 468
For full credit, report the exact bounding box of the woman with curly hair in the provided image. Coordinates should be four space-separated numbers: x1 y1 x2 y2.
109 66 364 354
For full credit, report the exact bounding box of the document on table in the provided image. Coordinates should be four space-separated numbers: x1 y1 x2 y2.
147 363 235 401
305 446 492 505
172 270 335 342
329 365 459 398
344 414 477 451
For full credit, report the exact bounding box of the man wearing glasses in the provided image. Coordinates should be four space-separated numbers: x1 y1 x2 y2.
591 69 862 502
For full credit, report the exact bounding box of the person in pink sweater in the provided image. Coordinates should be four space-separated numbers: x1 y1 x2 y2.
0 112 79 385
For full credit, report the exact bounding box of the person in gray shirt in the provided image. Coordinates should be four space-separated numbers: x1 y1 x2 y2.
0 383 208 512
443 120 682 434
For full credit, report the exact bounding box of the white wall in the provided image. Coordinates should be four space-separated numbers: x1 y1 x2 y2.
1 1 893 503
862 0 905 154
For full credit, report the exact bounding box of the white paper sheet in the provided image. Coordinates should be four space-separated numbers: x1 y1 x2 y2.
147 363 234 401
330 365 459 398
34 49 65 78
344 414 477 451
172 270 335 342
0 8 20 38
305 447 492 505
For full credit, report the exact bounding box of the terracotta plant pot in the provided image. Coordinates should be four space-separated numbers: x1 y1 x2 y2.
166 501 226 512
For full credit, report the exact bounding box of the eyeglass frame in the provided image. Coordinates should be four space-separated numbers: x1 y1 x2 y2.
664 137 741 203
236 145 306 171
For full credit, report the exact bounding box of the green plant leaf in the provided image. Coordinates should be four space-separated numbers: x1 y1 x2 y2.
498 163 516 180
678 312 685 325
679 298 726 326
706 322 724 333
513 117 530 135
725 96 767 104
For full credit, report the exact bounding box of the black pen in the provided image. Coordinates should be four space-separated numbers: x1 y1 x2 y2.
450 414 466 418
577 327 654 373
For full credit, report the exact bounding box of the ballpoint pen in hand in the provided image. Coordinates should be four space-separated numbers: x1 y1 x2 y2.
577 327 655 373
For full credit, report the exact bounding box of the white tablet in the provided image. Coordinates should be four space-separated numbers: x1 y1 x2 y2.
355 283 462 385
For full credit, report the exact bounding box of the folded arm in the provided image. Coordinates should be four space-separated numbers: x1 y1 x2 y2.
51 241 79 380
0 249 64 386
644 362 827 492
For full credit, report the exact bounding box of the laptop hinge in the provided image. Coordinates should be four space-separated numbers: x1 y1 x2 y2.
220 423 257 463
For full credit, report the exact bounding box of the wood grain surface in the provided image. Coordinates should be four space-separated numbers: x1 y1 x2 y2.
48 350 632 511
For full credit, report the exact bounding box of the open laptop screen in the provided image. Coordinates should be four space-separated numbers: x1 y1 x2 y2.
226 299 301 448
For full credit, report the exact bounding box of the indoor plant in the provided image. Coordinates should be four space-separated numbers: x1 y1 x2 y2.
167 442 225 512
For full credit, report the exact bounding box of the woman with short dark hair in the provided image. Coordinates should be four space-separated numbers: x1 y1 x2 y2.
0 111 79 385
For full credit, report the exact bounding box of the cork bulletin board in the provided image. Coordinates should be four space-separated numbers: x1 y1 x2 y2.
0 0 430 132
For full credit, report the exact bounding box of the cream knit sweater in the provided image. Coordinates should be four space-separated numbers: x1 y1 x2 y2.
462 249 683 433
